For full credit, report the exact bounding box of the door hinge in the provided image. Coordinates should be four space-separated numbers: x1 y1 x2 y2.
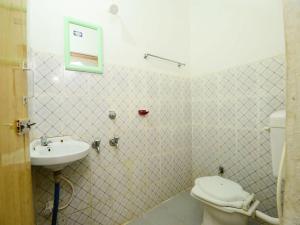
23 96 28 105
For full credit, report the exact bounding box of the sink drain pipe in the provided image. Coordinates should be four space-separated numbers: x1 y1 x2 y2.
51 171 61 225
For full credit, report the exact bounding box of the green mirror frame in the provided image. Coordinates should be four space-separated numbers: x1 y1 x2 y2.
64 17 103 74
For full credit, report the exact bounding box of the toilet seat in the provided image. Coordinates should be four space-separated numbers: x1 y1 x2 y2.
191 176 260 225
191 176 255 211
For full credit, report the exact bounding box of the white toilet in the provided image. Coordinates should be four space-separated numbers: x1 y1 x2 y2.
191 110 285 225
191 176 259 225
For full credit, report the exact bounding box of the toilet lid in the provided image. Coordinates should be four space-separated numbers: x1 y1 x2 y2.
195 176 249 202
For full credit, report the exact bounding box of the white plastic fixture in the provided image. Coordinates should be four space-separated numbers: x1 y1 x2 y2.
269 110 286 177
30 136 90 171
109 4 119 15
193 176 253 206
191 176 259 225
254 110 286 225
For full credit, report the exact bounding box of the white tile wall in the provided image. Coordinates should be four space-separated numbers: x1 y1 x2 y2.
191 55 285 221
30 51 192 225
30 51 285 225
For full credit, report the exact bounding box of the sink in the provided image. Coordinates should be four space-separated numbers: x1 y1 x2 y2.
30 136 90 171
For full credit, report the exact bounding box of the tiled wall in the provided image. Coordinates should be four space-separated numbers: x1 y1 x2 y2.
30 52 286 225
29 51 192 225
191 55 285 220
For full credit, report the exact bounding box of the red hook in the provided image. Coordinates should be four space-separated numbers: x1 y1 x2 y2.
138 109 149 116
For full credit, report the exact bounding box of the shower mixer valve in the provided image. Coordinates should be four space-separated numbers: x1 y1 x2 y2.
109 137 119 147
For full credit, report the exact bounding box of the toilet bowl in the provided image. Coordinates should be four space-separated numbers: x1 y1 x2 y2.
191 176 259 225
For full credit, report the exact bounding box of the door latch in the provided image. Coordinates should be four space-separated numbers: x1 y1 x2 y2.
16 119 36 135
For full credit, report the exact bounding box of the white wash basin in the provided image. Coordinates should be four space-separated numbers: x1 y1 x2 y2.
30 136 90 171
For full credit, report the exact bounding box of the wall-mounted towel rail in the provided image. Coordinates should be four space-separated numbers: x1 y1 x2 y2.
144 53 186 68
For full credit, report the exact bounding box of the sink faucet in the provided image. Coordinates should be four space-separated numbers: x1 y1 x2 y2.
40 135 51 146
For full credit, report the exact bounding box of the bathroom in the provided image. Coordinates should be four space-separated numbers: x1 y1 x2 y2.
1 0 300 225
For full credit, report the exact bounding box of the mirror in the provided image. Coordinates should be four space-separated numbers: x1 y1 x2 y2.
64 18 103 74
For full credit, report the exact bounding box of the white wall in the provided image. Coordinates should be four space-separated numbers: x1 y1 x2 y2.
190 0 286 75
28 0 286 76
28 0 190 73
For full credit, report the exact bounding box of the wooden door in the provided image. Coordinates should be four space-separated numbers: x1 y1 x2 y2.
0 0 35 225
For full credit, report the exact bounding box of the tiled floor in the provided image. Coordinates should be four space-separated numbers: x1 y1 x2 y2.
124 191 203 225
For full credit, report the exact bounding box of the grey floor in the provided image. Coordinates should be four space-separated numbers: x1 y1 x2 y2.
125 191 203 225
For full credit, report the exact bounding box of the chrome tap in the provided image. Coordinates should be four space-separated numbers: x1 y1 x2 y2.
109 137 119 147
92 139 101 153
40 135 51 146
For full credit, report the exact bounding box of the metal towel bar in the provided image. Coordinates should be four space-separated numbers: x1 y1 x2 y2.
144 53 186 68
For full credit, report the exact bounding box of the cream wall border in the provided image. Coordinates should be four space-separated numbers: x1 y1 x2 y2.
282 0 300 224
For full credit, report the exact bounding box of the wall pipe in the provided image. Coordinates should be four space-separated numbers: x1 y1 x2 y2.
254 143 286 224
51 171 61 225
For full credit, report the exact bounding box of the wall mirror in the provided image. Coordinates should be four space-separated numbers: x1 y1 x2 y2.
64 18 103 74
